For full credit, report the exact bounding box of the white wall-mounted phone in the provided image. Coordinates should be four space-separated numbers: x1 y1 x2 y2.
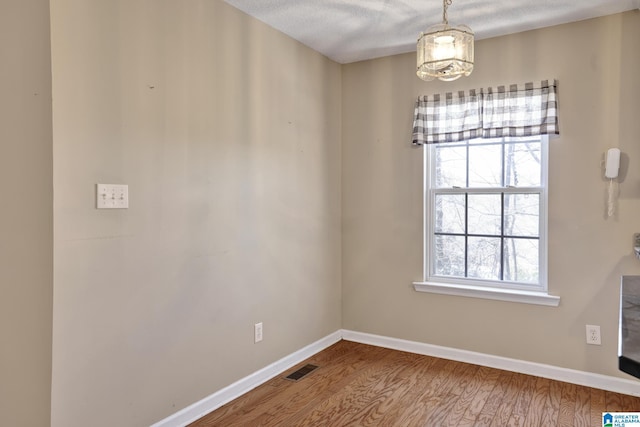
605 148 621 217
605 148 620 179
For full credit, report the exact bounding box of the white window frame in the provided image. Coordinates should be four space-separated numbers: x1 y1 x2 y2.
413 135 560 306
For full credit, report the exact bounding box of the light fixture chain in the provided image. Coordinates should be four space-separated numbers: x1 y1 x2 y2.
443 0 453 25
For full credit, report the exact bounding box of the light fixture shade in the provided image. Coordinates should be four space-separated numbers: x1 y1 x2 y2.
417 23 474 82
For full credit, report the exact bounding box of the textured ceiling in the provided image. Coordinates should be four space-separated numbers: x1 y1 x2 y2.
224 0 640 64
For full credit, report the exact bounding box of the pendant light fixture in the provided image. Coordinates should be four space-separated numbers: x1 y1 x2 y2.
416 0 474 82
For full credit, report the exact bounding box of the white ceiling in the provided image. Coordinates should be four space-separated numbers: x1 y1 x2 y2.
223 0 640 64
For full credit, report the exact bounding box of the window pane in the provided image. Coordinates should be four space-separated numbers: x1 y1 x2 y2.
434 235 465 277
504 194 539 237
503 238 539 283
504 142 541 187
434 194 465 234
468 144 502 187
435 145 466 188
467 237 501 280
467 194 501 235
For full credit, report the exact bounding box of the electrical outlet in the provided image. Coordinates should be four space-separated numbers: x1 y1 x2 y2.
254 322 263 343
586 324 601 345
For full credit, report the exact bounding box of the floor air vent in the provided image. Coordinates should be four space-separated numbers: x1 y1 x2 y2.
285 364 318 381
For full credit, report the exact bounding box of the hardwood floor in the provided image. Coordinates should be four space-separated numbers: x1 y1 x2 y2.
190 340 640 426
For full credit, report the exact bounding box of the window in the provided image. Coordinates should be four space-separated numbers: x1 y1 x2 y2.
416 135 559 305
427 135 546 287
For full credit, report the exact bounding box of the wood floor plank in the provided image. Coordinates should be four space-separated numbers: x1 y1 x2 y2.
189 340 640 427
386 357 454 426
474 370 514 427
396 358 461 424
539 378 562 426
522 376 551 427
423 392 461 427
621 392 640 411
459 367 501 423
454 366 501 427
447 362 480 397
370 352 441 426
574 385 591 427
416 359 470 423
425 362 484 427
489 373 526 427
556 382 576 427
605 390 626 413
590 387 606 427
506 374 537 427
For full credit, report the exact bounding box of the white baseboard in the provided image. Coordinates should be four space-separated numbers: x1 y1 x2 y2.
152 328 640 426
150 330 342 427
341 329 640 397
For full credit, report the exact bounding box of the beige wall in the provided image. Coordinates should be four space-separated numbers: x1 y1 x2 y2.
50 1 341 426
343 11 640 378
0 1 53 427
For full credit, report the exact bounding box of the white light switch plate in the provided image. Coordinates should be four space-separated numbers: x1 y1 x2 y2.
96 184 129 209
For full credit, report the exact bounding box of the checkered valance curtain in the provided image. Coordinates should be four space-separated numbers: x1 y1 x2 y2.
412 79 559 145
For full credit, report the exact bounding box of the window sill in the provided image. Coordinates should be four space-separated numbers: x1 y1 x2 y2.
413 281 560 307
